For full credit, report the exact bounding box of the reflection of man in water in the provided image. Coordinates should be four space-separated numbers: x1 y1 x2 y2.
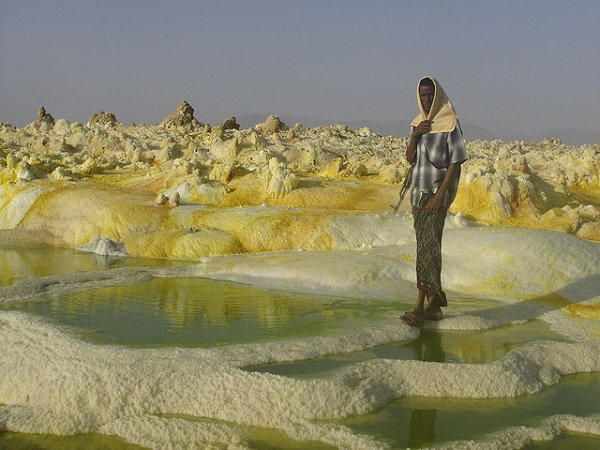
405 330 445 447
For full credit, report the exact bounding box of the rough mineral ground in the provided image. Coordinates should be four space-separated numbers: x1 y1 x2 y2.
1 102 599 261
2 103 600 450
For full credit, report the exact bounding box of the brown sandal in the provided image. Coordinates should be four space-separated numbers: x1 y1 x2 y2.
398 311 424 328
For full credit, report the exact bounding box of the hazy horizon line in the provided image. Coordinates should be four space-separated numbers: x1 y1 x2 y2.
2 109 598 147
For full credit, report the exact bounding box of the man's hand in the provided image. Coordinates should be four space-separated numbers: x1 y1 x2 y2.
424 191 443 214
424 162 462 214
406 120 433 164
412 120 433 138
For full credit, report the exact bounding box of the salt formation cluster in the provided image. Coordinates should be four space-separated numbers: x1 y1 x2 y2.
1 102 600 450
0 101 599 261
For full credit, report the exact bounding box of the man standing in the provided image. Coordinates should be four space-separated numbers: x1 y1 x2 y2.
399 77 468 327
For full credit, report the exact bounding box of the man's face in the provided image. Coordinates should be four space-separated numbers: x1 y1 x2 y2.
419 85 435 114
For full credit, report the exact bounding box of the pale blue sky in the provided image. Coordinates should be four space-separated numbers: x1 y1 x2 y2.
1 0 599 143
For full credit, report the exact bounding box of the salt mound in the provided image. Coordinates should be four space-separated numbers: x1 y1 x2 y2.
87 111 119 127
36 106 54 126
255 114 287 134
220 116 240 130
160 100 204 129
79 237 128 256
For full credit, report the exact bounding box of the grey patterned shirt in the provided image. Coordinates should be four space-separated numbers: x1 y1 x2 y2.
409 123 468 208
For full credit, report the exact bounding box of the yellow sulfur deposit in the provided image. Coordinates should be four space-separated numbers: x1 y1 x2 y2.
1 111 599 261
